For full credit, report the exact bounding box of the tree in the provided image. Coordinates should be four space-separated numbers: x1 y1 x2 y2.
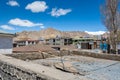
101 0 120 53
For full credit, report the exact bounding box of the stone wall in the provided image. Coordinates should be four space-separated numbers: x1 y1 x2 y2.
6 50 120 61
0 54 78 80
6 51 72 60
0 61 42 80
0 54 56 80
72 50 120 61
6 52 54 60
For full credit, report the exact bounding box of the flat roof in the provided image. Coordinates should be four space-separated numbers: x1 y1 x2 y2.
73 38 94 40
15 39 39 42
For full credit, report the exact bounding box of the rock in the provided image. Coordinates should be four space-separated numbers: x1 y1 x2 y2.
54 62 79 74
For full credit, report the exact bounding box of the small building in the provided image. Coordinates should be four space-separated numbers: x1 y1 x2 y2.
73 37 95 49
46 37 72 46
0 32 14 54
38 37 46 44
14 39 39 47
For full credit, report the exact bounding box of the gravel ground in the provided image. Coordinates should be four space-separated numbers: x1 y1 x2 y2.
31 56 120 80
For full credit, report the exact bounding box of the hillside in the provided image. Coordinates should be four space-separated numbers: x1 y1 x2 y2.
14 28 90 40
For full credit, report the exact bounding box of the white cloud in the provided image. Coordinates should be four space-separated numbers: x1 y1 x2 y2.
8 18 43 27
40 26 45 29
50 8 72 17
6 0 19 7
0 25 15 30
25 1 48 13
85 31 106 35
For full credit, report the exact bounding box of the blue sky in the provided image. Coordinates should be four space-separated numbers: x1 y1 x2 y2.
0 0 106 34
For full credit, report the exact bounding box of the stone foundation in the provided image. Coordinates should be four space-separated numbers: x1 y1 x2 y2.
0 54 79 80
6 52 53 60
72 50 120 61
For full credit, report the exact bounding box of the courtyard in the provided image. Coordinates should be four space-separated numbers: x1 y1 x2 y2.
31 55 120 80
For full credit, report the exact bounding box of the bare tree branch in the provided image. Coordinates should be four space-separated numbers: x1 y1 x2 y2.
101 0 120 53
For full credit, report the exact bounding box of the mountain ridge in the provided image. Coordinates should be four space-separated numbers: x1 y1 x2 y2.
14 28 91 40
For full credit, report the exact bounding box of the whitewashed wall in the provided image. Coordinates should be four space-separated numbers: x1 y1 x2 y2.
0 36 13 54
